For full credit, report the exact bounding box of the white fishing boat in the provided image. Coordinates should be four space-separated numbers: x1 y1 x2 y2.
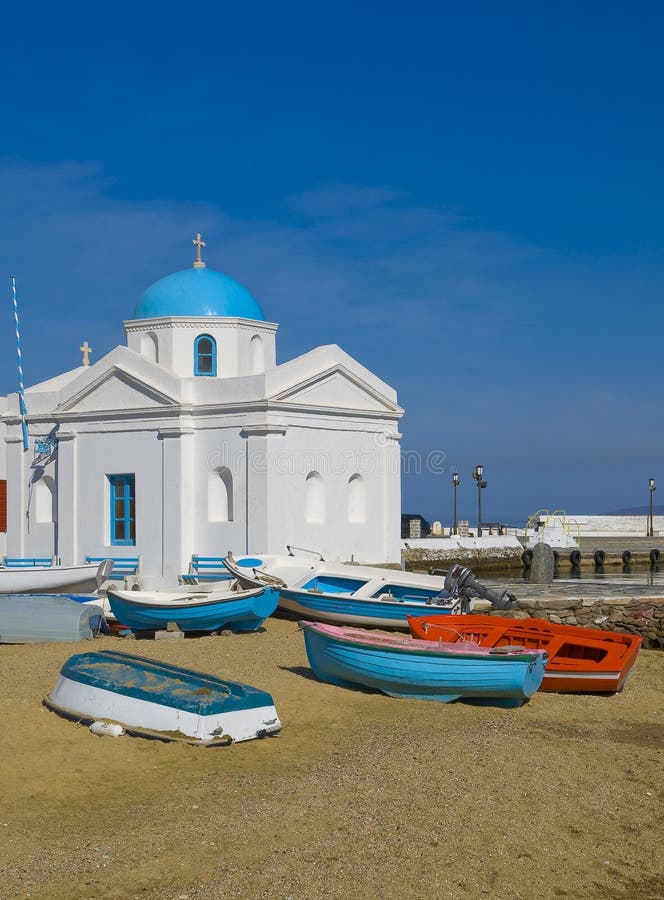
0 560 113 594
224 553 463 628
224 554 517 629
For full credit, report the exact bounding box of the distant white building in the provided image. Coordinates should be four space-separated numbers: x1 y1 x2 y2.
2 237 403 584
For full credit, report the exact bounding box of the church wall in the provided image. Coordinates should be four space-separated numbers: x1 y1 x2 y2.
263 420 401 563
190 426 249 559
0 410 7 558
4 409 401 579
125 318 277 380
24 458 57 560
71 429 164 572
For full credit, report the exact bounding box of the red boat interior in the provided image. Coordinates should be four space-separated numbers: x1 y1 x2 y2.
409 615 640 669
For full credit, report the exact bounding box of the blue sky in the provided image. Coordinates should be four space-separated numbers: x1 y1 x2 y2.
1 2 662 526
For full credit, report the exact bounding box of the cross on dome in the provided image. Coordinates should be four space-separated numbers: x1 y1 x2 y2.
192 233 206 269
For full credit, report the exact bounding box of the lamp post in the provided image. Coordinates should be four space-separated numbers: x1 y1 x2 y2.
451 472 461 535
472 465 487 537
648 477 656 538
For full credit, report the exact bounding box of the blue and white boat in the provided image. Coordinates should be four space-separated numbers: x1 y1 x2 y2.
106 581 279 633
224 553 465 629
300 621 547 707
45 650 282 744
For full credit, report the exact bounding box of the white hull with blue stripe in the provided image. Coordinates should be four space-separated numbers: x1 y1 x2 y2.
225 554 464 629
106 582 279 633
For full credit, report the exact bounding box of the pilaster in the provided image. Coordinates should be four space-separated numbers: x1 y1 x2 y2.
159 425 195 584
6 435 27 558
56 432 78 564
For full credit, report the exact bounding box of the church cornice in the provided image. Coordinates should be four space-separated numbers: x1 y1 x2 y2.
123 316 278 333
5 398 402 431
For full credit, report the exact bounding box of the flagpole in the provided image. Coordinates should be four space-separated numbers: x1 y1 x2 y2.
11 276 29 451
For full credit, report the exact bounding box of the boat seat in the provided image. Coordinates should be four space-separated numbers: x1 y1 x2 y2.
85 556 140 581
181 556 233 584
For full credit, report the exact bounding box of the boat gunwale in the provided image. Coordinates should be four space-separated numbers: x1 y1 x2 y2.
280 586 454 610
107 585 266 610
408 614 642 669
299 621 544 663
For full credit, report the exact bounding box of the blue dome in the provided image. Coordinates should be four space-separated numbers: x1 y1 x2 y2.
132 267 265 320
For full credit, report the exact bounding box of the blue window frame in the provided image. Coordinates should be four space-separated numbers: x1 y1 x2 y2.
194 334 217 376
109 474 136 546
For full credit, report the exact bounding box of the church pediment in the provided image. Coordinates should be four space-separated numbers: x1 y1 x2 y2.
269 366 398 413
57 367 179 413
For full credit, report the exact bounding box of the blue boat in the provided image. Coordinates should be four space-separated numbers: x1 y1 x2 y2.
300 621 547 707
45 650 282 744
224 553 463 629
106 582 279 633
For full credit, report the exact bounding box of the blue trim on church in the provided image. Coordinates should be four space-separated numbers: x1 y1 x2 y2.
109 474 136 546
194 334 217 376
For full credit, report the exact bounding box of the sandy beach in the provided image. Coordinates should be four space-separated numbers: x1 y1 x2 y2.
1 618 663 900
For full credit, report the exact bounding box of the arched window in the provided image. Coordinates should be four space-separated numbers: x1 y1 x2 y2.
305 471 324 524
141 332 158 363
194 334 217 376
250 334 264 374
35 475 56 524
208 467 233 522
347 473 366 523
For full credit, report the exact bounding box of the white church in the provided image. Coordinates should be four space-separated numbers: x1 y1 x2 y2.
1 236 404 585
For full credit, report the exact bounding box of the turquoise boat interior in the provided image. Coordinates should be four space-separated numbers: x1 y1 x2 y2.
370 584 443 601
301 575 369 594
61 650 275 714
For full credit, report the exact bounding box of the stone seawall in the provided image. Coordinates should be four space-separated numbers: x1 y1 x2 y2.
483 595 664 649
402 546 523 572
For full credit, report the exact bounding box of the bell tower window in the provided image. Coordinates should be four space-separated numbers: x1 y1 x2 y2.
194 334 217 376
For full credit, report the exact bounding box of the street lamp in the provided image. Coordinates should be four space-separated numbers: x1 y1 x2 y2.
648 477 656 537
451 472 461 535
472 465 487 537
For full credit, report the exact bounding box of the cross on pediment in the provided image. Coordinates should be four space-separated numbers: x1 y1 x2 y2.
80 340 92 366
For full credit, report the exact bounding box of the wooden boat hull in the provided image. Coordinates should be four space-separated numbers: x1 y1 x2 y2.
227 555 461 629
107 585 279 633
45 650 282 744
0 564 99 594
279 588 457 629
301 621 546 707
407 614 642 693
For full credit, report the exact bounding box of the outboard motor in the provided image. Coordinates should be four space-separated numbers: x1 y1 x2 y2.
444 563 517 612
95 559 115 589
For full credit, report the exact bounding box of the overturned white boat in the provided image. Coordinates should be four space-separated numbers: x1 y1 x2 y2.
45 649 282 745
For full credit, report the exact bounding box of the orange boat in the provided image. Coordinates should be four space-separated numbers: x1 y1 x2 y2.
407 614 642 693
